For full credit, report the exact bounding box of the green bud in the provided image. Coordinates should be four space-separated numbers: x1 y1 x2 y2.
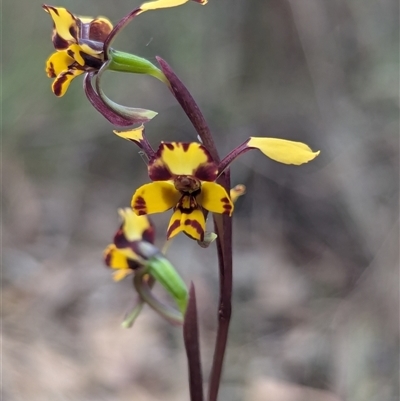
108 49 169 84
147 255 188 314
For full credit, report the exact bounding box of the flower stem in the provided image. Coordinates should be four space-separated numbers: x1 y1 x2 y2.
208 171 232 401
156 57 221 164
157 57 234 401
184 284 204 401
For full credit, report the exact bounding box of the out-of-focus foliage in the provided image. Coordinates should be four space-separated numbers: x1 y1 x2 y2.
3 1 398 401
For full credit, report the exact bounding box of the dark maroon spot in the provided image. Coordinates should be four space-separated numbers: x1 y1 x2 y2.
221 197 230 203
47 62 56 78
53 72 72 96
134 196 146 206
104 252 112 266
194 163 218 181
114 229 129 248
48 6 59 15
81 53 103 70
69 25 78 40
52 33 69 50
127 259 140 270
184 219 204 241
148 165 172 181
182 143 190 152
167 219 181 238
164 143 175 150
142 226 155 244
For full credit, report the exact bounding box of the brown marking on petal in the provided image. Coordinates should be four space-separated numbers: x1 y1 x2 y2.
133 196 147 215
221 196 233 215
148 164 172 181
198 144 214 163
127 259 140 270
47 62 56 78
81 53 103 70
52 33 69 50
53 71 73 96
89 20 112 42
69 25 78 40
193 163 218 182
142 226 155 244
164 143 175 151
104 251 112 266
113 228 129 248
46 5 59 15
177 195 198 212
184 219 204 241
182 143 190 152
167 219 181 238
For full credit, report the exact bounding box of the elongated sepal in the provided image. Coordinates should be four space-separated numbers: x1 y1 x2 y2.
113 126 156 159
146 255 188 314
140 0 207 11
108 50 168 84
247 137 320 165
84 72 157 126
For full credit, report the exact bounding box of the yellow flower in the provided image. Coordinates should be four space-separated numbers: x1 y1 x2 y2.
43 5 113 96
131 142 233 241
104 208 155 281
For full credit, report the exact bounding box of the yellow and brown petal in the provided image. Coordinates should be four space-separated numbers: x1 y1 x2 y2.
104 244 139 281
167 205 206 241
149 142 218 182
52 68 85 97
114 208 155 245
132 182 181 216
197 181 233 216
43 4 113 51
43 5 79 49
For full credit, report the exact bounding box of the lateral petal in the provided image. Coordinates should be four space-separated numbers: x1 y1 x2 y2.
247 137 320 165
198 182 233 216
104 244 137 281
45 50 74 78
52 68 84 97
131 182 180 215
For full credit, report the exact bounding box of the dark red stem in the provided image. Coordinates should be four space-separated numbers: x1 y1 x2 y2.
184 284 204 401
208 171 232 401
156 57 220 164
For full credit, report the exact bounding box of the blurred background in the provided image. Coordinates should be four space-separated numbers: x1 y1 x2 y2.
2 0 399 400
